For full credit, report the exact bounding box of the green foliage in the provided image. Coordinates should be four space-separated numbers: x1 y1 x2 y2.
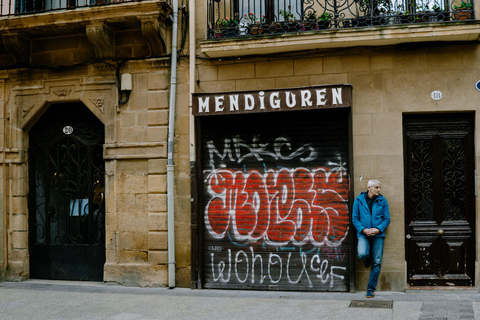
454 1 473 10
318 12 330 21
305 9 317 20
243 12 258 25
217 14 240 29
279 6 295 22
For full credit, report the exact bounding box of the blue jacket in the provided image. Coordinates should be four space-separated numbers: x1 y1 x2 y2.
352 192 390 239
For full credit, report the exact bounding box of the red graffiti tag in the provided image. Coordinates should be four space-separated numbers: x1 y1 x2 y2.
205 168 349 247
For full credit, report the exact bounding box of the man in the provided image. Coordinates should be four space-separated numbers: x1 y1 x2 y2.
352 179 390 298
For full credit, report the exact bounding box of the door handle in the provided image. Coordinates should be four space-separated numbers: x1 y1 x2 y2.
406 234 411 239
438 229 444 235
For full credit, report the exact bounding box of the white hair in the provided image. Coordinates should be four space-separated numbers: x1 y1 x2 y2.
367 179 382 187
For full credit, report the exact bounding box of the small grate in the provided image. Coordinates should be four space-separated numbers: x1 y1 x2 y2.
349 300 393 309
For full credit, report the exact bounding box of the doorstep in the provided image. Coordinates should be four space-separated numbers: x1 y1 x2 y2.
406 286 478 293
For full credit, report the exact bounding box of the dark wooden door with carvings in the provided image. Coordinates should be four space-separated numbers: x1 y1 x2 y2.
404 113 475 286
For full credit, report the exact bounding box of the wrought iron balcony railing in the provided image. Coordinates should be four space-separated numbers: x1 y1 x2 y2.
207 0 475 39
0 0 172 16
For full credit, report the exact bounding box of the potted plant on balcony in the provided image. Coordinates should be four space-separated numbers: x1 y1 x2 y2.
352 0 390 26
279 6 301 32
243 13 265 35
302 10 331 31
302 9 318 30
280 6 295 22
415 4 432 23
431 4 450 21
215 15 240 38
452 1 473 20
317 12 332 29
392 3 414 24
416 4 449 22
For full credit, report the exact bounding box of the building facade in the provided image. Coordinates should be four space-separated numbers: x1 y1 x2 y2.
0 0 192 287
191 0 480 292
1 0 480 293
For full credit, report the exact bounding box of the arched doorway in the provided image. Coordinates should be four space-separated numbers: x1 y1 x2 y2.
28 102 106 281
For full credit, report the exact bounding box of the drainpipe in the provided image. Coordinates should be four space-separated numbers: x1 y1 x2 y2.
188 0 196 288
167 0 179 289
189 0 195 158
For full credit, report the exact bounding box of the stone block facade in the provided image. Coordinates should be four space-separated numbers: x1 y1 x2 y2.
192 42 480 291
0 13 191 286
0 0 479 293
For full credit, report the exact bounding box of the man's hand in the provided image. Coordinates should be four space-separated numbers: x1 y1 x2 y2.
362 228 380 237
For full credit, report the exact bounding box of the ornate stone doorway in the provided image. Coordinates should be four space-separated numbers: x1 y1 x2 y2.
28 103 105 281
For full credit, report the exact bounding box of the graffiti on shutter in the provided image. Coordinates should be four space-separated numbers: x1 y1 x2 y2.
200 108 350 291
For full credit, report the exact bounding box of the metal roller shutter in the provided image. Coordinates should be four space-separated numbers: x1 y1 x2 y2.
199 108 351 291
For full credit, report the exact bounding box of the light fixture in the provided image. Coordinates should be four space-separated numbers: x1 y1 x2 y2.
119 73 132 105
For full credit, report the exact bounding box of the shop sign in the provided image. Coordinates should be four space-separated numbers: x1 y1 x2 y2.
193 85 351 116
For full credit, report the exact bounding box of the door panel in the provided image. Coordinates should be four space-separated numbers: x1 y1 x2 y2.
29 103 105 281
404 113 475 286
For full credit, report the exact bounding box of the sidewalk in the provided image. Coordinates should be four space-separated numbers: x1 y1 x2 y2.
1 280 479 320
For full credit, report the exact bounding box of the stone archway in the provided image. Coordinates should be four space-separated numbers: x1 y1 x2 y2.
4 76 116 280
28 102 106 281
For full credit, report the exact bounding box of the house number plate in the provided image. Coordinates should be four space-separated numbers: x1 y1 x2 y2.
431 91 442 100
63 126 73 135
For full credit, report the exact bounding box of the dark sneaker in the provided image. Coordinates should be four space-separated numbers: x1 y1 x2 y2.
366 291 375 298
363 256 371 268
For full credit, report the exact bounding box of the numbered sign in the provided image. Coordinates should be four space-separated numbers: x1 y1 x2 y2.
431 91 442 101
63 126 73 135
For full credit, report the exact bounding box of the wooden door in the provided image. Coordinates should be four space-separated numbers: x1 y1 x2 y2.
404 113 475 286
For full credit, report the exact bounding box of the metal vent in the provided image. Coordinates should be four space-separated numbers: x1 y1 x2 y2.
349 300 393 309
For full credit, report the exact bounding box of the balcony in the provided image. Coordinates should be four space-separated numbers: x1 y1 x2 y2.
0 0 173 67
201 0 480 58
0 0 171 16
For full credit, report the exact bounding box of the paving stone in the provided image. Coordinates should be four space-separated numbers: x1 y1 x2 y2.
0 281 479 320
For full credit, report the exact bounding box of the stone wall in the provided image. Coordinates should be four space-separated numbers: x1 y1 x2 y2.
0 77 5 281
103 59 191 287
0 28 191 287
193 42 480 291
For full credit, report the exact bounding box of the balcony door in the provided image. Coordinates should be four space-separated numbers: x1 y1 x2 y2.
16 0 90 13
233 0 302 22
404 113 475 286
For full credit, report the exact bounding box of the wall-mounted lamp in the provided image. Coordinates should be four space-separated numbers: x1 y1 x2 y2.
119 73 132 105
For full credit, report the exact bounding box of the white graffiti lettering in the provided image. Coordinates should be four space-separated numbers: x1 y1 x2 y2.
209 247 347 288
211 249 231 283
286 251 312 286
207 136 317 168
204 167 349 248
268 253 282 284
251 247 266 284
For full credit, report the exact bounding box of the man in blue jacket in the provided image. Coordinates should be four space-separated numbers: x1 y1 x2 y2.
352 179 390 298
